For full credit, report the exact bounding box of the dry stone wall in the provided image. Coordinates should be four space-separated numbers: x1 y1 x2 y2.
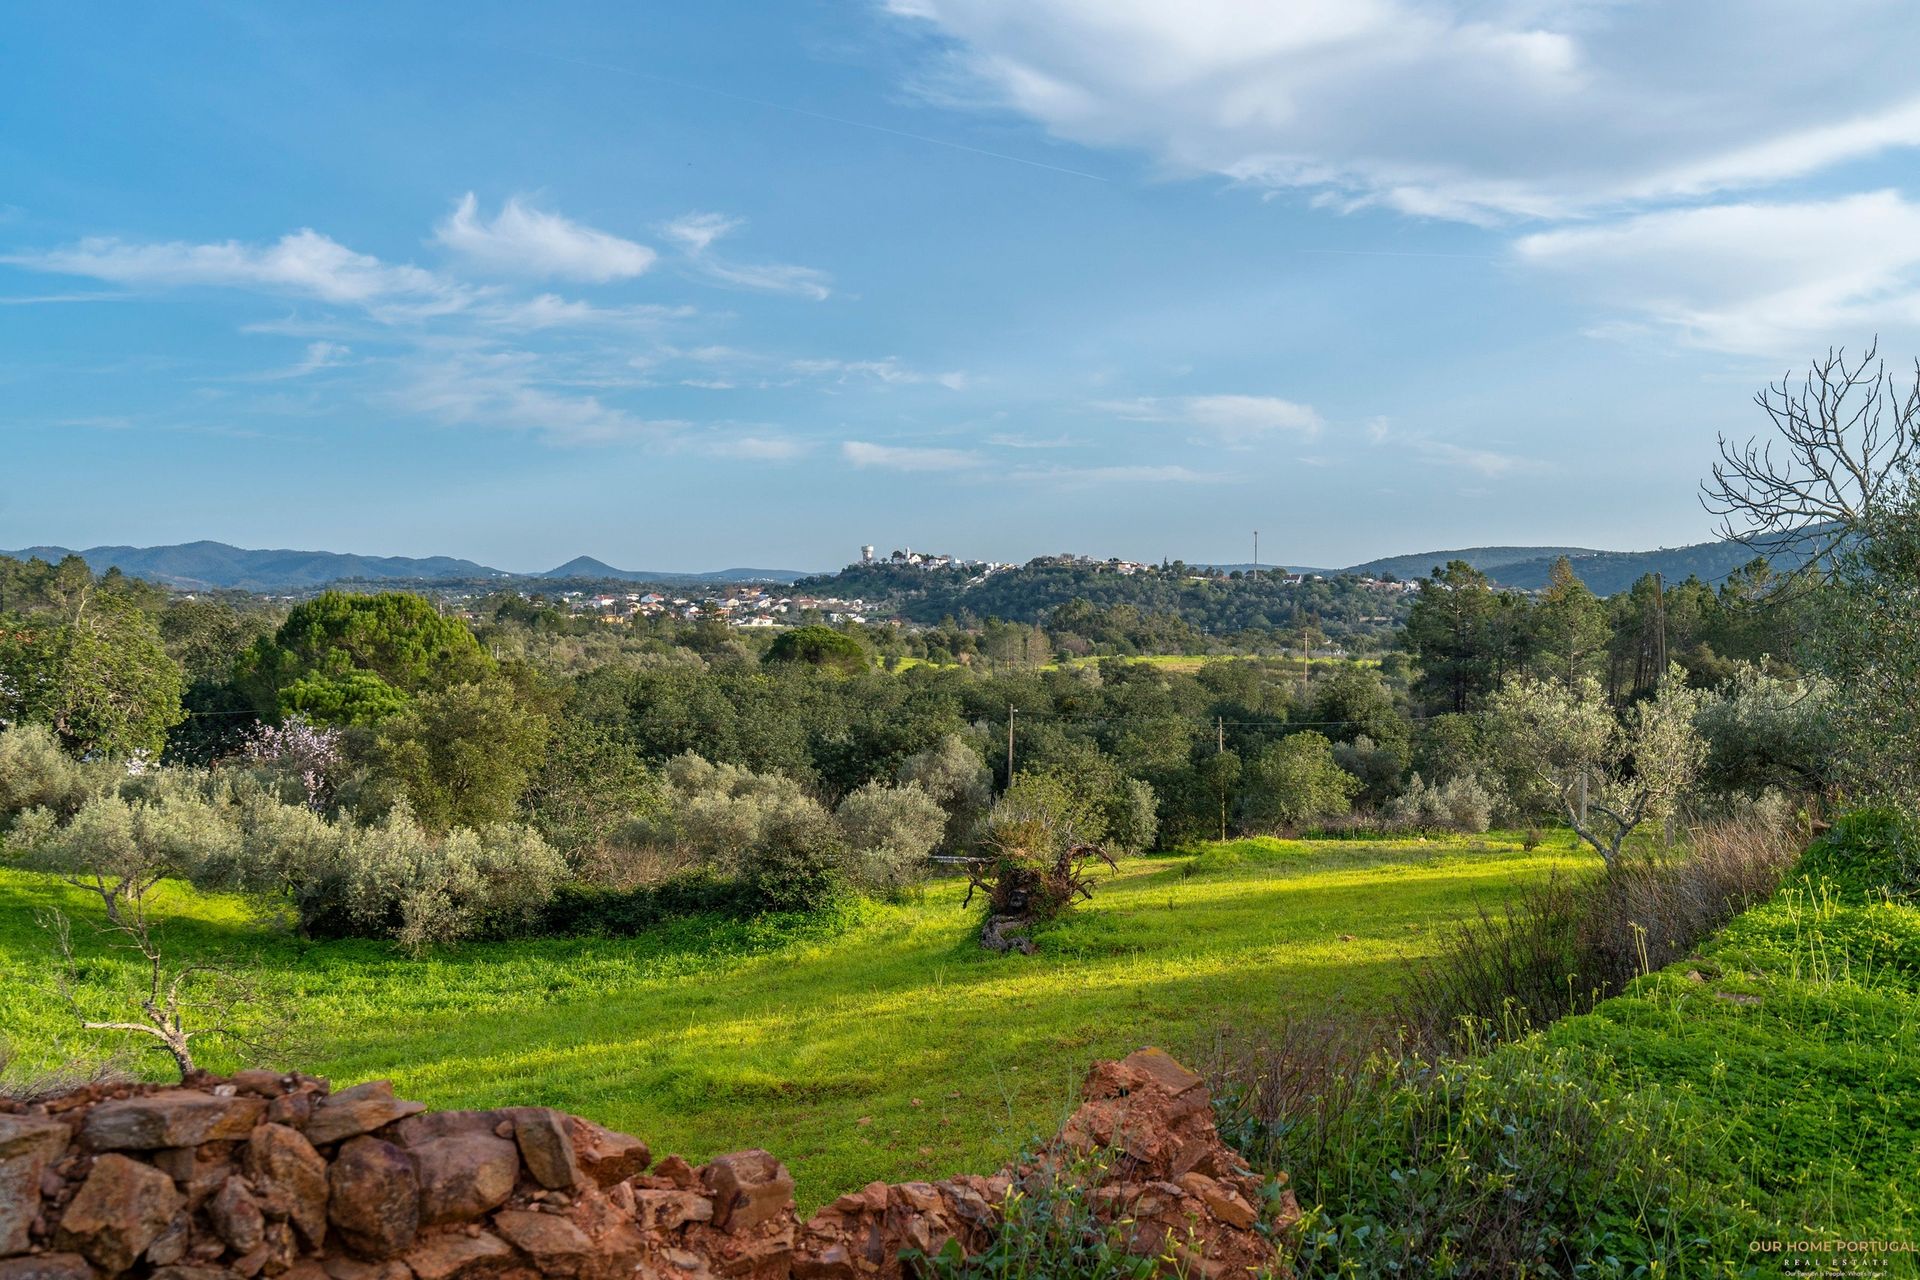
0 1048 1295 1280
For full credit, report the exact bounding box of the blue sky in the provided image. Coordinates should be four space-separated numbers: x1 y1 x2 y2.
5 1 1920 572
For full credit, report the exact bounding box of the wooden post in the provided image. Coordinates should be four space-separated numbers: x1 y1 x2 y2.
1006 706 1015 789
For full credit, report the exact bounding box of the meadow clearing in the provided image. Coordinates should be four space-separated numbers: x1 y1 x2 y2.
0 831 1581 1209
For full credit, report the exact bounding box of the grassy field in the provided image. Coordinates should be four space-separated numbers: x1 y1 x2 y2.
0 832 1583 1209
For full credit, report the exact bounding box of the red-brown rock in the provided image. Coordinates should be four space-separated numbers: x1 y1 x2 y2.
83 1092 266 1152
325 1138 418 1258
302 1084 426 1148
242 1123 329 1249
499 1108 579 1191
0 1254 93 1280
630 1189 713 1233
55 1152 185 1273
0 1115 70 1255
492 1209 593 1275
565 1118 648 1188
409 1135 520 1225
208 1176 267 1254
152 1142 240 1209
402 1230 513 1280
701 1150 792 1233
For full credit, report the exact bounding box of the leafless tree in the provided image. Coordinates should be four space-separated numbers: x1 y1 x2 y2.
41 902 278 1081
1701 338 1920 561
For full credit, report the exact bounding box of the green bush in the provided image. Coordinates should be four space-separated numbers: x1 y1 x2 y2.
1795 805 1920 899
908 1145 1180 1280
744 804 846 913
834 781 944 898
0 725 102 830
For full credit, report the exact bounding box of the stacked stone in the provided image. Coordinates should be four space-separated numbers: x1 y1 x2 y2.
0 1049 1290 1280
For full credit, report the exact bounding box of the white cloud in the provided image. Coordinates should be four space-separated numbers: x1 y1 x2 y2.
1515 190 1920 355
1406 438 1544 478
8 229 459 306
661 212 832 300
474 292 690 331
789 356 968 388
1009 462 1224 485
889 0 1920 221
436 194 655 282
661 213 741 256
710 434 809 461
1097 394 1323 443
395 352 685 445
842 440 982 470
244 340 350 381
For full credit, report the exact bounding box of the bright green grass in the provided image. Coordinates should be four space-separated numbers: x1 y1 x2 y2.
0 832 1581 1209
1540 873 1920 1250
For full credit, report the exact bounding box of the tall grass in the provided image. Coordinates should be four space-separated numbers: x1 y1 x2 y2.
1400 818 1798 1051
1208 1026 1739 1278
1205 811 1920 1276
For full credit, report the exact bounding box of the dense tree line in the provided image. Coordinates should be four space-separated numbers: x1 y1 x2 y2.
0 533 1852 950
798 561 1412 651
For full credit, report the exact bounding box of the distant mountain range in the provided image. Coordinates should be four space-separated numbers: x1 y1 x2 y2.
2 542 813 591
535 556 811 585
1341 535 1803 595
3 533 1805 597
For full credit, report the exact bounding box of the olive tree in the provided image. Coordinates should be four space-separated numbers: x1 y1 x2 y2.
834 781 945 897
1238 732 1360 833
1485 668 1707 867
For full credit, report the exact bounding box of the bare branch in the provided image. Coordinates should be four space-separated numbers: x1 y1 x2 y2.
1701 338 1920 565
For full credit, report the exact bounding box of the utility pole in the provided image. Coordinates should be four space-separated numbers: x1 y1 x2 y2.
1299 624 1310 700
1652 572 1668 678
1253 531 1259 573
1006 706 1016 788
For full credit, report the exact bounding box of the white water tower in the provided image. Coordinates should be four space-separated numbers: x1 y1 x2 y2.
861 544 875 564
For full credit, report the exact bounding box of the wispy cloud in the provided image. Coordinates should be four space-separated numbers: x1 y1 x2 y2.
1096 394 1323 444
241 340 352 381
662 212 832 300
889 0 1920 223
1406 438 1546 478
393 352 686 445
1515 190 1920 356
788 356 967 389
472 293 691 332
435 194 655 282
6 229 464 309
842 440 982 471
708 434 809 461
1009 462 1225 486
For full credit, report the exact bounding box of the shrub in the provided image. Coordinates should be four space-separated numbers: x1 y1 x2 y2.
1238 732 1359 833
896 733 993 854
309 803 567 952
13 782 240 920
1795 805 1920 899
538 872 761 936
0 724 101 830
744 803 846 913
1211 1028 1737 1277
909 1144 1185 1279
1401 818 1798 1050
1386 772 1493 834
834 781 944 897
